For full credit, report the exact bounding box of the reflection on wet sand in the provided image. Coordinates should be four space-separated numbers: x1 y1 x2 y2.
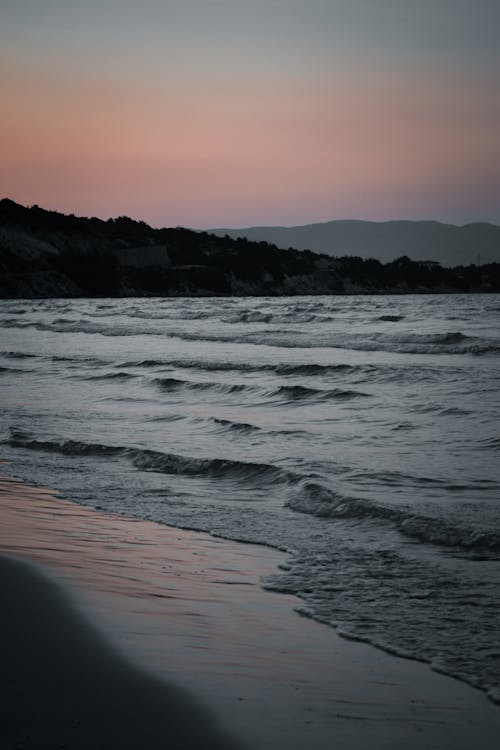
1 473 500 750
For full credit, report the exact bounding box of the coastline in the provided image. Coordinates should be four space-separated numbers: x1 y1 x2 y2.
2 200 499 299
1 471 499 749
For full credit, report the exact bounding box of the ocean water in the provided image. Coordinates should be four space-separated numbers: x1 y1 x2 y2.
1 294 499 702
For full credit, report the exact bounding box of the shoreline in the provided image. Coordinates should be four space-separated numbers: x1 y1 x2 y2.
1 471 500 749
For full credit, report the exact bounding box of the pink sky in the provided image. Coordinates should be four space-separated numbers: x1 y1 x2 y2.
1 1 498 227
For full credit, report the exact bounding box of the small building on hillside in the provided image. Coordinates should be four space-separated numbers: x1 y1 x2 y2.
110 245 172 269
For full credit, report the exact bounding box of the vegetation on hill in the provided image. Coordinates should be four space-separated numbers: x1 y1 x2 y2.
0 199 498 298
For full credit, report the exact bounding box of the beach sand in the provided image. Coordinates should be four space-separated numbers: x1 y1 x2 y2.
1 472 499 749
0 554 240 750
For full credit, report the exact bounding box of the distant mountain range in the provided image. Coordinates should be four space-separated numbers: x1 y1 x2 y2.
1 200 499 298
209 220 500 267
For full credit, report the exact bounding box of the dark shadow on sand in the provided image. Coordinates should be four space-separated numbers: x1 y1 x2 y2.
0 554 241 750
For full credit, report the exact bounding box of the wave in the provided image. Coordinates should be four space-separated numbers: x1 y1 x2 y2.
0 319 35 329
80 371 137 382
411 403 473 416
7 431 292 486
0 318 144 337
391 422 419 432
160 327 500 356
122 358 221 371
143 414 187 423
121 357 360 378
8 432 123 458
119 357 444 387
274 363 354 376
375 314 405 322
351 331 500 355
9 314 496 355
211 418 262 433
51 355 110 366
121 357 264 373
153 376 369 403
342 331 500 356
273 385 369 402
225 310 274 323
211 417 308 437
154 376 251 396
224 329 500 355
131 450 289 484
0 365 30 374
121 358 182 368
95 307 217 322
0 351 37 359
349 469 497 491
478 437 500 451
8 429 499 553
439 407 473 416
286 482 500 553
0 307 28 315
224 310 333 325
0 351 119 372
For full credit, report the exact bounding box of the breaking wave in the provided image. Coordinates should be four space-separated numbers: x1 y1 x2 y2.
153 376 369 402
164 328 500 355
286 482 500 553
8 429 498 554
210 417 307 437
121 358 359 377
7 433 123 457
6 314 497 356
273 385 369 401
224 310 333 324
7 431 294 486
211 418 262 433
154 376 251 395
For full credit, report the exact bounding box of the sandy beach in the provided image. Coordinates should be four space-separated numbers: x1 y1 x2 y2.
1 471 499 749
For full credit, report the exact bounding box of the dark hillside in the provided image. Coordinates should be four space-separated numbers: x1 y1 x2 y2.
0 200 498 297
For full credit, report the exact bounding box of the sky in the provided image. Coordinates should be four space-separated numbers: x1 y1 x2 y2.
1 1 499 228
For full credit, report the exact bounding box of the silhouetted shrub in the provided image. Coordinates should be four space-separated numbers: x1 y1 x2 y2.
55 248 120 294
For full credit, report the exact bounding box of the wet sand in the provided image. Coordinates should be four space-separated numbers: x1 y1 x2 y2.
0 554 240 750
1 472 499 749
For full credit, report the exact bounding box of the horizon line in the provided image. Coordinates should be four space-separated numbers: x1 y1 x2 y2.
2 197 499 232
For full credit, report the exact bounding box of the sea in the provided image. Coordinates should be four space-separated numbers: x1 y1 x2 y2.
1 293 499 702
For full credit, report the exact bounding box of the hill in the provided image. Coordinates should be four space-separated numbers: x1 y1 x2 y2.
1 200 498 298
209 220 500 267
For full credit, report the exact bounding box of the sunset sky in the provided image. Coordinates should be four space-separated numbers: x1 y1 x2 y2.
1 1 498 228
